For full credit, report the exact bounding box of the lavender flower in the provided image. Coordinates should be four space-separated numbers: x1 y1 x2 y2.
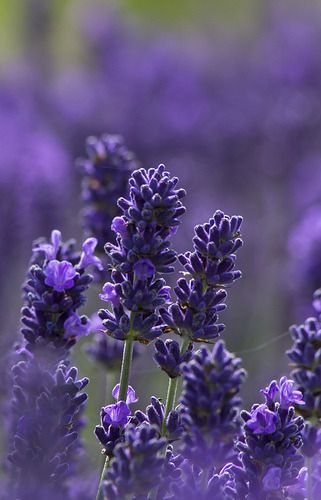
7 359 88 500
178 340 246 469
77 133 138 253
229 377 305 499
104 423 179 499
154 338 193 378
21 230 101 358
99 165 186 344
161 211 242 344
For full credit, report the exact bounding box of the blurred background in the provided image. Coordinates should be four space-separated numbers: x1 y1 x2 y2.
1 0 321 472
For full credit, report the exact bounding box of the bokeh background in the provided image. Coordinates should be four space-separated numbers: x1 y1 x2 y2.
2 0 321 473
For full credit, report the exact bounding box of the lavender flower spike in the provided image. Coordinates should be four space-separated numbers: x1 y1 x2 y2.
99 165 186 343
229 377 304 499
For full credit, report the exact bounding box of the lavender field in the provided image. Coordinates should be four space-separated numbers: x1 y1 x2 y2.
1 1 321 498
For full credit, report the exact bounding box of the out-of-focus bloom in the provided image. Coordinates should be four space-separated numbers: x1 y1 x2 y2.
77 134 138 253
178 341 246 469
7 360 88 500
104 423 179 499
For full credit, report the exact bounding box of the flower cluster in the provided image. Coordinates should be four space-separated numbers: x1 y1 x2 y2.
99 165 186 343
104 423 180 499
8 360 88 500
161 211 243 343
178 341 246 469
21 230 102 358
229 377 305 498
78 133 138 253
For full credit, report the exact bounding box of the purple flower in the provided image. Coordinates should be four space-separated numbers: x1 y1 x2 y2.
133 259 155 280
262 467 282 492
99 282 120 306
77 237 103 271
63 313 91 339
35 229 61 261
279 376 305 409
102 401 131 426
312 288 321 312
246 404 278 434
44 259 77 292
112 384 138 404
111 216 128 238
261 380 279 404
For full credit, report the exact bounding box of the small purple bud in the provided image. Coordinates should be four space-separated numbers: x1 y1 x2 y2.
99 282 120 306
78 237 103 271
247 404 278 434
262 467 282 491
160 286 171 303
64 313 91 339
279 377 305 409
112 384 138 404
103 401 131 426
111 217 128 238
44 260 77 292
133 258 155 280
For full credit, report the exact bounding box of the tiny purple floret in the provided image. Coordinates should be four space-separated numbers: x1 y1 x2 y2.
133 258 155 280
44 260 77 292
112 384 138 404
63 313 91 339
103 401 131 426
279 376 305 409
78 237 103 271
99 282 120 307
247 404 278 434
111 216 128 238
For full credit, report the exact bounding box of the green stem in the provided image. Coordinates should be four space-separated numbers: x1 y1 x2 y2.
307 456 313 500
161 335 191 435
95 320 135 500
95 455 110 500
118 335 134 401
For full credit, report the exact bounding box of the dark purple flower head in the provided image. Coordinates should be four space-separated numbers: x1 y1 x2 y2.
179 340 246 469
112 383 138 404
100 165 186 343
230 378 305 499
246 404 277 434
178 210 242 288
104 423 177 499
21 230 99 357
102 401 131 427
44 259 77 292
153 338 193 378
78 133 138 253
